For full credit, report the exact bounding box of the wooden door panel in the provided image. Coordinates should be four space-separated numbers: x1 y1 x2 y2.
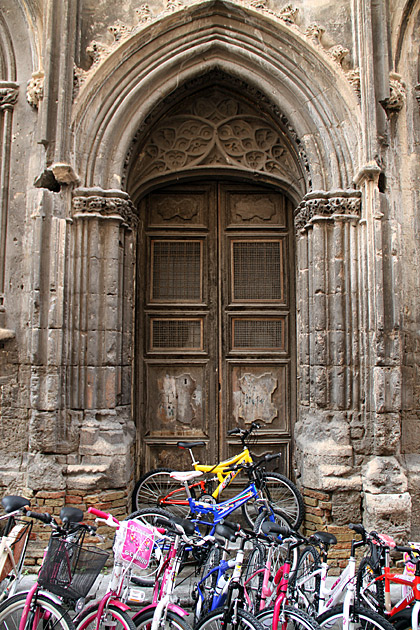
138 181 295 477
140 183 218 469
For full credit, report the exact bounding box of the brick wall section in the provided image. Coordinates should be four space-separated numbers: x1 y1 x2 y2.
303 487 352 575
24 489 130 572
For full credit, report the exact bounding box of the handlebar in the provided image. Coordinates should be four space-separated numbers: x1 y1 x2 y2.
26 510 53 525
222 452 281 474
226 422 261 446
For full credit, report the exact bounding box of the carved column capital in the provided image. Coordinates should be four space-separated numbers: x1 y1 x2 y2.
0 82 19 111
294 189 361 231
72 187 138 228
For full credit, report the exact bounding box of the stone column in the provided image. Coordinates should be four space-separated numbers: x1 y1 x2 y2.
294 189 363 531
0 82 19 326
354 165 410 538
66 187 137 492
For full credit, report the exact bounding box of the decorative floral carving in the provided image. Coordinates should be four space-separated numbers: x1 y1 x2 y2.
72 188 137 227
26 71 44 108
346 68 361 100
108 20 131 43
415 84 420 109
277 3 298 23
327 44 349 67
86 40 112 66
380 72 406 117
0 84 19 110
165 0 184 12
305 23 325 45
130 88 303 186
136 4 153 23
294 189 361 231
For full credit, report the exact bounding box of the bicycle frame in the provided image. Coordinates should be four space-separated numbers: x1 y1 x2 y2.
361 554 420 630
175 472 270 533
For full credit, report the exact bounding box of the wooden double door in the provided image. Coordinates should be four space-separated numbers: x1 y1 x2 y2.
137 180 295 476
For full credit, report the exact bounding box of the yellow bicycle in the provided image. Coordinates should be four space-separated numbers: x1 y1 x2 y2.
131 422 305 529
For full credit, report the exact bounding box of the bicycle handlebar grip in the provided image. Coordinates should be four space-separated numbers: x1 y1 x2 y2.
348 523 365 536
88 507 110 520
396 545 419 554
227 428 241 436
26 510 52 524
265 452 281 462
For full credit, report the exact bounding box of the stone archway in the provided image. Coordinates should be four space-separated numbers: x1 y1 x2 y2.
123 77 306 479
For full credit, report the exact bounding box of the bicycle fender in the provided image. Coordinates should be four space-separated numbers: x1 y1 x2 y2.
134 603 189 618
107 599 130 612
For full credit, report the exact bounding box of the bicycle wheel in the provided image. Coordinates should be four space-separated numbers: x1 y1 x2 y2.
317 604 396 630
195 544 222 621
356 557 385 613
133 608 193 630
124 507 175 587
289 545 321 614
242 472 305 529
132 469 194 517
195 606 265 630
243 540 266 614
257 604 322 630
0 592 75 630
253 511 299 576
76 602 136 630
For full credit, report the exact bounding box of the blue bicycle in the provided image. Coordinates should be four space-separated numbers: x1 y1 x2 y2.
126 455 291 587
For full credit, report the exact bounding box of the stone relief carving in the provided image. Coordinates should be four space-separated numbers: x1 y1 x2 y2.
157 373 200 424
234 372 278 424
129 91 302 185
294 189 362 231
124 70 310 192
346 68 361 100
26 71 44 108
155 197 199 221
72 188 137 227
136 4 153 23
305 23 325 45
233 196 276 222
380 72 406 117
0 85 19 110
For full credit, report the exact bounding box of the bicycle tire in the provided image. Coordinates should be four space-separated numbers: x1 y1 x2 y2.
75 602 136 630
132 468 195 517
195 544 222 621
133 607 193 630
0 591 75 630
317 604 396 630
253 511 299 576
289 545 321 614
195 606 265 630
256 604 322 630
242 472 305 529
243 540 266 614
124 507 175 587
356 557 385 613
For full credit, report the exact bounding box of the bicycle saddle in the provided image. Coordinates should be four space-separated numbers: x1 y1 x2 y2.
1 495 30 513
177 441 206 449
170 470 203 482
311 531 337 546
60 506 84 524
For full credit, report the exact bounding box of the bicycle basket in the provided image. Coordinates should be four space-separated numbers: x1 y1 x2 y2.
114 520 156 569
37 538 109 601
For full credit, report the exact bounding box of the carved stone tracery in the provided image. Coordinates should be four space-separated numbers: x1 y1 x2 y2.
128 88 303 190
